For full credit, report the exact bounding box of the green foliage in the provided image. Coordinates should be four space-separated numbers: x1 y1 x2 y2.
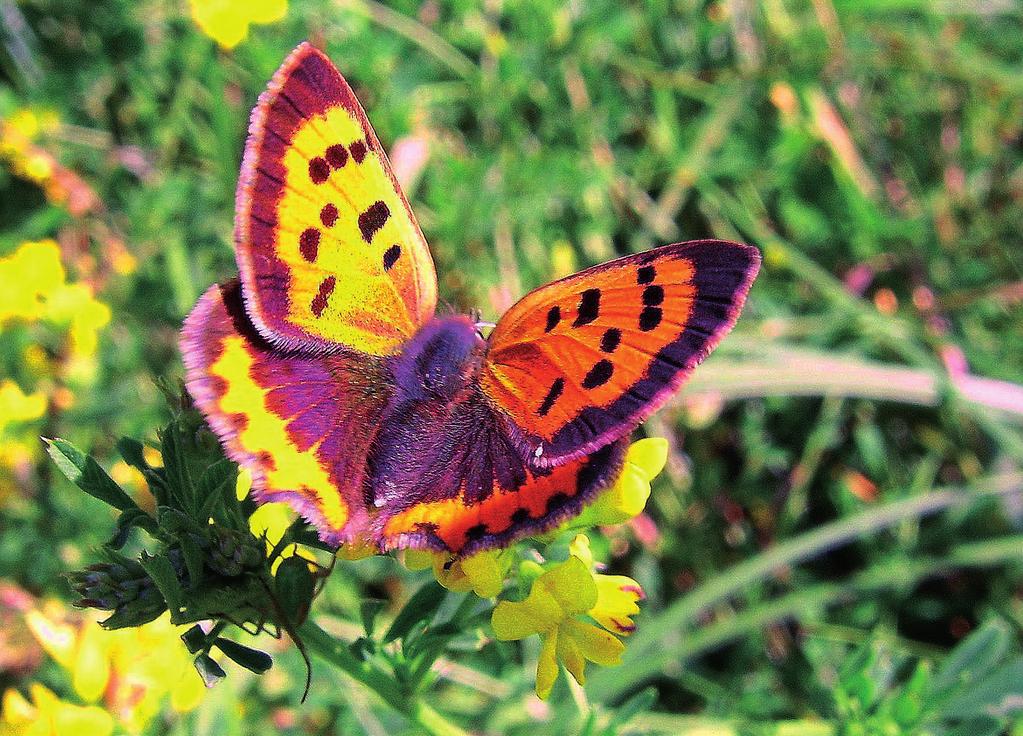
3 0 1023 734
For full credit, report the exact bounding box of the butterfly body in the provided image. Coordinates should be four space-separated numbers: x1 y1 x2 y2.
181 42 761 555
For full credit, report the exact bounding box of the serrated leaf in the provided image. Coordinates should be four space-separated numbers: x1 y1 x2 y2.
45 438 137 512
383 581 447 644
275 556 315 625
177 535 205 590
196 459 236 521
214 638 272 674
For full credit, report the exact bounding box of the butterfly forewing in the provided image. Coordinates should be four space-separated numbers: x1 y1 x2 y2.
480 240 760 466
236 42 437 356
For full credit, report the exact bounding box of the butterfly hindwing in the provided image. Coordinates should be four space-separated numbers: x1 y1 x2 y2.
180 280 391 545
480 240 760 466
237 42 437 356
378 440 628 555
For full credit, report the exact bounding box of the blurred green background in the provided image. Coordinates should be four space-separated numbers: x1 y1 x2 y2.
2 0 1023 734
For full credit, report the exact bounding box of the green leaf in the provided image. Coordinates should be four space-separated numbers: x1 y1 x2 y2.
194 653 226 688
139 552 184 619
383 581 447 644
177 535 205 590
195 458 236 521
45 437 137 512
603 687 657 733
938 657 1023 720
360 599 386 638
931 619 1011 700
274 556 315 625
214 638 273 674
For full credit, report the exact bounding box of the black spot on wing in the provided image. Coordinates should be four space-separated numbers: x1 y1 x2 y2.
574 288 601 327
637 265 656 284
383 244 401 271
600 328 621 353
358 201 390 242
643 285 665 306
582 359 614 389
325 144 348 168
639 306 662 331
308 157 330 184
545 306 561 333
538 377 565 416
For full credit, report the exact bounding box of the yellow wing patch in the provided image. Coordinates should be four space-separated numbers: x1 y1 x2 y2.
208 335 349 531
236 42 437 356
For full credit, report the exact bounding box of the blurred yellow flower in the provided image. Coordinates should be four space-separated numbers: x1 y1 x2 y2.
1 683 114 736
11 605 204 734
0 381 47 435
0 240 65 323
189 0 288 49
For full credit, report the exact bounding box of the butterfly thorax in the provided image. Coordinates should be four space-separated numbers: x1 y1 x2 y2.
366 315 528 513
390 315 485 402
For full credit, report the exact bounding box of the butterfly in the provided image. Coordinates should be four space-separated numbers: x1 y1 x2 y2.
181 42 761 557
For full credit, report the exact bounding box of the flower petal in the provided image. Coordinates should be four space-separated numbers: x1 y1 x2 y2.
563 619 625 668
568 534 594 569
556 626 587 686
590 575 644 635
492 588 559 640
539 556 597 615
535 630 560 700
459 550 506 598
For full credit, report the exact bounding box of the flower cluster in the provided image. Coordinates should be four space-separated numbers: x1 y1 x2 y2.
188 0 288 49
403 437 668 699
0 239 111 499
0 109 99 215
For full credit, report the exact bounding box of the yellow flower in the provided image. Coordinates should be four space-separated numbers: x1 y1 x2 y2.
189 0 288 49
0 240 65 323
0 380 47 437
18 607 203 733
0 683 114 736
403 549 509 598
577 438 668 526
240 468 317 572
491 552 643 699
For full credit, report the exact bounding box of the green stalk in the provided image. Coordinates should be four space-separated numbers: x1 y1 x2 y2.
297 620 468 736
587 472 1023 700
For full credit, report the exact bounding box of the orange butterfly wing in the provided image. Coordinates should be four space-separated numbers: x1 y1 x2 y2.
378 441 628 555
480 240 760 466
236 42 437 356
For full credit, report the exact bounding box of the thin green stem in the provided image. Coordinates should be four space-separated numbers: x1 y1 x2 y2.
298 619 467 736
587 472 1023 700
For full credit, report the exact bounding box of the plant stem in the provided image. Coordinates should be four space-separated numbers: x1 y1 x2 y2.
587 471 1023 700
297 619 468 736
